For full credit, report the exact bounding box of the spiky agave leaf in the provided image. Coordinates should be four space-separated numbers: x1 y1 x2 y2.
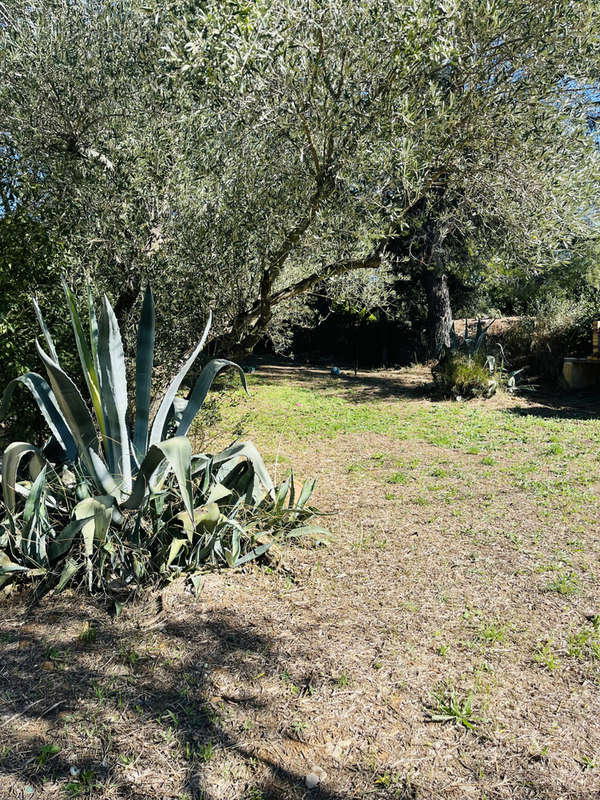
63 280 107 443
149 311 212 447
97 296 132 494
2 442 46 514
133 285 155 462
176 358 247 438
0 373 77 462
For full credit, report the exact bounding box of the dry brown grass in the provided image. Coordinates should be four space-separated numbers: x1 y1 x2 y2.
1 365 599 799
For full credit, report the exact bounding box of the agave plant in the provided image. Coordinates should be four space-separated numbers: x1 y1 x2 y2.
0 284 325 595
449 318 495 358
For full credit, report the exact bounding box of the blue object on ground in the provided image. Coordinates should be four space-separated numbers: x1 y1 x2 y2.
330 366 341 376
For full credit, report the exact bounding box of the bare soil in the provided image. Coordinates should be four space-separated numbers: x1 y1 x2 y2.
1 365 599 800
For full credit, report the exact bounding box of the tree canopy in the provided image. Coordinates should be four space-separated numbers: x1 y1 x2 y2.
1 0 599 363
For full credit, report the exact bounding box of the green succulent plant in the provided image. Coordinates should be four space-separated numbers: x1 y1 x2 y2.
0 283 325 596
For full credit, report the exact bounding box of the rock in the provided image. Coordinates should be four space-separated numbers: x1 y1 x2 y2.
305 765 327 789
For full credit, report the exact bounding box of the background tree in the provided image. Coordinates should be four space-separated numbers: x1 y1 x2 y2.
1 0 599 368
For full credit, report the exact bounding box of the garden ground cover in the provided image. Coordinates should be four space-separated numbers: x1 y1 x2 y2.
1 364 600 799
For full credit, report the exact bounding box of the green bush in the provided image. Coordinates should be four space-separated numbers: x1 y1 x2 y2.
433 353 498 399
498 292 600 382
0 285 325 599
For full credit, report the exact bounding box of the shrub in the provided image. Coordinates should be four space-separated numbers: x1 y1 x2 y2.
433 352 498 399
498 292 600 382
0 284 325 599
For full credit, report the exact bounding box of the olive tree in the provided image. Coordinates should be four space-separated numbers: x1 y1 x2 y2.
1 0 599 363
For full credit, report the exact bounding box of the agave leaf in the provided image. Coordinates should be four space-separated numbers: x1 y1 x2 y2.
23 465 47 523
274 474 291 512
195 502 220 530
233 541 273 566
97 296 132 494
149 311 212 446
224 524 241 567
175 501 220 542
133 285 155 462
48 516 94 561
212 441 275 503
296 477 316 510
285 525 330 539
0 373 77 462
200 455 214 495
74 496 114 552
206 482 232 504
176 358 247 437
2 442 46 514
22 466 48 562
123 445 167 510
88 285 100 375
63 280 106 443
36 341 99 456
29 453 45 481
87 449 122 503
55 558 82 593
167 537 186 566
190 453 211 477
32 297 60 363
124 437 193 519
75 495 114 590
0 550 29 575
152 438 193 520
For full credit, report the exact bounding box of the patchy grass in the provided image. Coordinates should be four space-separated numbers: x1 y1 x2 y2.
2 364 600 799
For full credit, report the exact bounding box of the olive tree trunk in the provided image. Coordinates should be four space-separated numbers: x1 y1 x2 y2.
423 269 452 359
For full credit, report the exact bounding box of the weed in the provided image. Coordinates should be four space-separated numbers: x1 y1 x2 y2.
544 571 580 595
567 626 600 661
78 622 97 644
413 496 430 506
36 743 60 765
578 755 597 771
335 672 349 687
430 467 447 478
66 769 95 796
197 742 214 762
426 687 479 729
533 641 560 672
92 683 105 702
478 622 507 644
388 471 408 485
46 645 69 663
291 719 309 738
347 463 365 474
120 646 140 667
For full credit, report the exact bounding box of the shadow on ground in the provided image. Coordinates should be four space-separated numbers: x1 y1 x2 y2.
0 593 371 799
506 387 600 420
249 363 434 403
251 361 600 416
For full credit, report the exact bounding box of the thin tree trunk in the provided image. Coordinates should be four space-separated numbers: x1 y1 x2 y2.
423 269 452 359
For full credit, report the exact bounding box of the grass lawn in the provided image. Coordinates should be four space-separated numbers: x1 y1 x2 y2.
1 364 600 799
